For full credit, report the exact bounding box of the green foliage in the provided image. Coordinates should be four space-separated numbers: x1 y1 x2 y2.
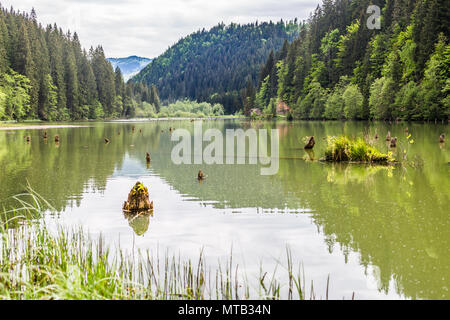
88 101 105 120
131 182 148 196
417 34 450 120
133 21 300 114
155 100 224 118
369 77 396 120
296 81 327 119
0 6 152 121
323 76 350 120
325 136 394 163
256 0 449 121
343 84 364 119
0 69 31 120
256 75 271 109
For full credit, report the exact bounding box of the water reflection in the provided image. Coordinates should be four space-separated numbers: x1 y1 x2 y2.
123 211 153 236
0 120 448 299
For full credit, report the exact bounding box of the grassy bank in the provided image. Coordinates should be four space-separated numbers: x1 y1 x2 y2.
0 192 329 300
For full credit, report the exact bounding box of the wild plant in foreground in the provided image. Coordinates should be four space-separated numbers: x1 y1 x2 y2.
0 189 341 300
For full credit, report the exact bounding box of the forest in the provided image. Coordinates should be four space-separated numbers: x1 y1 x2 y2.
1 1 449 122
133 20 300 114
248 0 449 121
0 6 162 121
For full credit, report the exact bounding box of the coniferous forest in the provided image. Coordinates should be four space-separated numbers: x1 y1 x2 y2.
0 6 161 121
1 1 449 121
133 21 300 114
249 0 450 121
132 0 450 121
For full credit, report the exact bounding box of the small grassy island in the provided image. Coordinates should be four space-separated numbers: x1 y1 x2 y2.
324 136 395 164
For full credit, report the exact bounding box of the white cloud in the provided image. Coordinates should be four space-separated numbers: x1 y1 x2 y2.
3 0 320 58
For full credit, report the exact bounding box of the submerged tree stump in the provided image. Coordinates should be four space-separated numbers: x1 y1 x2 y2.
304 136 315 149
198 170 206 181
43 131 48 139
386 131 391 141
146 152 151 163
390 137 398 148
55 135 60 142
105 138 110 144
26 136 31 143
123 182 153 213
440 134 445 143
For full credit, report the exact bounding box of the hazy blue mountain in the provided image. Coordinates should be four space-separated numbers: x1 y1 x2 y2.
107 56 152 81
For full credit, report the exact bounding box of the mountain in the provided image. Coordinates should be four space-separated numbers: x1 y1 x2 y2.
133 21 299 114
107 56 152 81
253 0 450 121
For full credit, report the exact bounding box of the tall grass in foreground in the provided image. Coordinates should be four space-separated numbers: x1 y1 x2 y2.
0 190 339 300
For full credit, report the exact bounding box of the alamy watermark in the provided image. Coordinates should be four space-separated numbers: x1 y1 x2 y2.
171 122 280 176
367 5 381 30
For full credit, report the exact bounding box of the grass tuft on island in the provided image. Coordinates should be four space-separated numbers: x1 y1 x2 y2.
324 136 394 163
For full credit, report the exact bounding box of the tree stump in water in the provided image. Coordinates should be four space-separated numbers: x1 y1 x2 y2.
198 170 206 181
390 137 398 148
123 182 153 213
386 131 391 141
146 152 151 163
55 135 60 142
43 131 48 139
304 136 315 149
440 134 445 143
26 136 31 143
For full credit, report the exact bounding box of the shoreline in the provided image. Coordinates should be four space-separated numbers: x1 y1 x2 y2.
1 116 447 131
0 116 242 130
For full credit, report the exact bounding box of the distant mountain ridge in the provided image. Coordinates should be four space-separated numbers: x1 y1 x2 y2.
107 56 152 81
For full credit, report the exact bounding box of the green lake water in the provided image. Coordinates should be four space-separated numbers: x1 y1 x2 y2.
0 119 449 299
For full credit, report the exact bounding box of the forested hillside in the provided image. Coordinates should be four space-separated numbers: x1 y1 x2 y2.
0 7 160 121
133 21 300 114
250 0 449 121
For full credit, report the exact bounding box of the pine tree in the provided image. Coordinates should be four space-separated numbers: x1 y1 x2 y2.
150 85 161 113
15 22 33 78
64 39 80 118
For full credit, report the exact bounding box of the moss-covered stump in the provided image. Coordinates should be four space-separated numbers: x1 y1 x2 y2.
123 182 153 213
324 136 394 163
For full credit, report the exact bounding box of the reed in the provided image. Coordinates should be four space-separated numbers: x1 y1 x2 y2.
0 189 340 300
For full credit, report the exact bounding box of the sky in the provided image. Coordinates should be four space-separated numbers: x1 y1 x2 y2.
2 0 321 58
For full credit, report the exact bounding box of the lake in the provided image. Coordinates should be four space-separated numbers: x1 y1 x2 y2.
0 119 448 299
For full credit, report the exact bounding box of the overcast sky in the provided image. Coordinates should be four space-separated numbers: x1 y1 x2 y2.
2 0 321 58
